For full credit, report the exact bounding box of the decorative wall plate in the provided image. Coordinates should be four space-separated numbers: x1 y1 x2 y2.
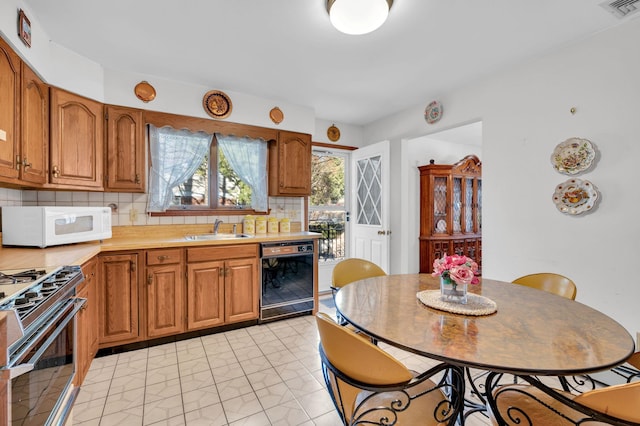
269 107 284 124
551 137 595 175
424 100 443 124
203 90 232 119
134 81 156 103
552 178 599 215
327 124 341 142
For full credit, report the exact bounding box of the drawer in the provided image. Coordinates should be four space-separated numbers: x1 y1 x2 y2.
187 244 258 263
146 248 183 265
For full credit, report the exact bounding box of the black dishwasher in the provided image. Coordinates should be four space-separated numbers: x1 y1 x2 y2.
260 240 315 322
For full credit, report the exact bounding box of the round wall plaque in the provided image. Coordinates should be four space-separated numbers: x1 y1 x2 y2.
134 81 156 103
327 124 341 142
424 100 443 124
269 107 284 124
203 90 232 119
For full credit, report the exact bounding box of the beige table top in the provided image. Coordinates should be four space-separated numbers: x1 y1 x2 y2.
334 274 635 376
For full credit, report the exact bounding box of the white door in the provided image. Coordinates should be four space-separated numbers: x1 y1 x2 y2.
350 140 390 272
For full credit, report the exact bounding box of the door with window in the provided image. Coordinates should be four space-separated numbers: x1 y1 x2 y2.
351 140 390 272
309 149 349 293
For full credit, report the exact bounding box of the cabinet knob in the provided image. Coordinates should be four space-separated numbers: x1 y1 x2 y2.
23 157 32 170
52 165 60 178
157 255 170 262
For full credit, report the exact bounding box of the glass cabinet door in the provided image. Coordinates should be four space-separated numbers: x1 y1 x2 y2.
464 178 474 233
452 177 462 233
433 176 447 233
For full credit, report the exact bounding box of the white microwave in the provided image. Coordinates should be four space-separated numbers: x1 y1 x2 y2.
1 206 112 248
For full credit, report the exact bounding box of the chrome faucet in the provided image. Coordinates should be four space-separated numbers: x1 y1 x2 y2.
213 219 223 234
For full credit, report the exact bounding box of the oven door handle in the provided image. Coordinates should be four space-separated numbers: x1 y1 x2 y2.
5 298 86 379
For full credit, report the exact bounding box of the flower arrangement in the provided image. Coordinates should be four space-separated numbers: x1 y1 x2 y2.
432 254 480 286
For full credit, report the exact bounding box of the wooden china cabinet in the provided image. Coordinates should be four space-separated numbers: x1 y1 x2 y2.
418 155 482 273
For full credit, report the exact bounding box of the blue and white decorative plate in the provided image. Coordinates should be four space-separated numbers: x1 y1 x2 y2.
424 101 443 124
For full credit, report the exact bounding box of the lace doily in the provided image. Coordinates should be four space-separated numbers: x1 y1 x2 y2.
416 290 497 316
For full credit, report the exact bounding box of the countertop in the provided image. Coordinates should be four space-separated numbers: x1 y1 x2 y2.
0 225 321 270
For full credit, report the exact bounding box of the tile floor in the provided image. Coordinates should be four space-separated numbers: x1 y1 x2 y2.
72 296 491 425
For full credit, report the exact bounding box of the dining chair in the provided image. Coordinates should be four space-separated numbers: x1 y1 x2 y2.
511 272 577 300
315 312 458 425
331 258 387 332
487 379 640 425
612 351 640 383
331 258 387 292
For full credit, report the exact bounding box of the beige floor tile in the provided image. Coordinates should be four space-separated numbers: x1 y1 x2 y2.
99 405 144 426
183 402 227 426
216 376 253 401
255 382 295 410
221 392 263 424
264 398 310 425
228 410 271 426
144 378 182 404
103 387 145 415
179 370 215 393
143 394 184 425
181 383 221 412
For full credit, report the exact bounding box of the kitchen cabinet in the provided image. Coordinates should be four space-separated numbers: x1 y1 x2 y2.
145 249 185 338
19 64 49 185
76 257 98 386
50 87 103 189
105 105 145 192
268 130 311 196
98 252 140 347
187 244 259 329
418 155 482 273
0 37 21 181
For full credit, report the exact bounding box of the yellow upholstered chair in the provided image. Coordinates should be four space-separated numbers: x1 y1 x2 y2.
331 258 387 292
488 380 640 425
315 312 455 425
512 273 577 300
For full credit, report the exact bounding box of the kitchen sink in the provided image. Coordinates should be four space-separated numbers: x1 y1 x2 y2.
185 233 251 241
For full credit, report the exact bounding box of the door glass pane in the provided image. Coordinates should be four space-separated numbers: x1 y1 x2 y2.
356 155 381 226
309 151 347 262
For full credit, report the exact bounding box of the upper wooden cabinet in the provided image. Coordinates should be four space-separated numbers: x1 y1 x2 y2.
418 155 482 273
105 105 145 192
20 64 49 185
268 130 311 196
0 37 21 181
50 88 103 189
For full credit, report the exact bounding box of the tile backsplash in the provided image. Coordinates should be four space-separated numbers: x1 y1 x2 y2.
0 188 303 227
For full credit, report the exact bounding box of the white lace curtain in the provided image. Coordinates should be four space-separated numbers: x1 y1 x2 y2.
147 125 212 212
216 133 269 212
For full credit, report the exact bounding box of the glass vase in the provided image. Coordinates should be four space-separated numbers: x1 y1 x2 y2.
440 276 468 304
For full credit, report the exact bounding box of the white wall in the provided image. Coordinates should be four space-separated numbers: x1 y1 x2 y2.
366 17 640 337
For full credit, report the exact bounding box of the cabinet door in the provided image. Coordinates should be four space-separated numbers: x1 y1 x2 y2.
187 260 225 330
0 37 20 180
98 253 139 346
75 284 90 386
146 263 185 338
225 257 259 323
84 258 99 357
50 88 103 188
105 105 145 192
20 63 49 185
269 131 311 195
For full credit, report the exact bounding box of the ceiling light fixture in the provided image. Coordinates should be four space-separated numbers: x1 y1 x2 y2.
327 0 393 35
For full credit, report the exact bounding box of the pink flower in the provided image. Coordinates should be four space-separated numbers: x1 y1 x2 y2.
431 254 480 284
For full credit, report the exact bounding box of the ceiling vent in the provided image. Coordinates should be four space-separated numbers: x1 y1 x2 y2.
600 0 640 18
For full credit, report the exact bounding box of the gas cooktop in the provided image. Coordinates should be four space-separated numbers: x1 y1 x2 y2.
0 266 84 330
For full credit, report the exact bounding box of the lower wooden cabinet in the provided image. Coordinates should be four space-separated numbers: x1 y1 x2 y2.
187 244 259 330
146 249 185 338
98 252 140 347
96 245 259 349
76 257 98 386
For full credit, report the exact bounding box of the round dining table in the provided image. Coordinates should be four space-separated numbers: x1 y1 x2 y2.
334 273 635 377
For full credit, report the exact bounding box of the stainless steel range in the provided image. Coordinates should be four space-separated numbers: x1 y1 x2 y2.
0 266 85 426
